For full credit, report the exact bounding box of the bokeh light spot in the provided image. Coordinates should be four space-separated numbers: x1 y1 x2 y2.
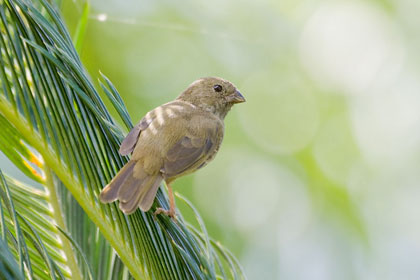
299 1 405 96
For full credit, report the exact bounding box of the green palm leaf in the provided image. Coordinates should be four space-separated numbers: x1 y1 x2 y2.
0 0 245 279
0 171 68 279
0 237 24 280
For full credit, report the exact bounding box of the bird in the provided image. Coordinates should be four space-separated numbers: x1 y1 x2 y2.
99 77 245 220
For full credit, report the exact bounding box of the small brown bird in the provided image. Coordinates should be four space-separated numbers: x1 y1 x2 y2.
99 77 245 219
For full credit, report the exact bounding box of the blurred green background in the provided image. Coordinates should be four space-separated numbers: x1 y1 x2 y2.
4 0 420 279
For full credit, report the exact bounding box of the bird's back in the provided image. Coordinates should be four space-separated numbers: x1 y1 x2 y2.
132 100 224 180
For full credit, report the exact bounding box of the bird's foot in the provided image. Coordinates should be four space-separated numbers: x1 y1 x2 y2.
154 207 177 222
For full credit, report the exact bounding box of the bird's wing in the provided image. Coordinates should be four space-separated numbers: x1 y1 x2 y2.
119 117 153 156
162 134 216 178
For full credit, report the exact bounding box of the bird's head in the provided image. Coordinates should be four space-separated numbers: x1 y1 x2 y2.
177 77 245 119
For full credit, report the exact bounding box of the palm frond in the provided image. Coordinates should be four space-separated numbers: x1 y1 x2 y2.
0 171 67 279
0 237 24 280
0 0 245 279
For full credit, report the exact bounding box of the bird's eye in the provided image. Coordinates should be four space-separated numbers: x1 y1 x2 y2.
213 84 223 92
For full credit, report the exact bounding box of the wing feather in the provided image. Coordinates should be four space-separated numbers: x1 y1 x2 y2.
162 136 213 178
119 117 153 156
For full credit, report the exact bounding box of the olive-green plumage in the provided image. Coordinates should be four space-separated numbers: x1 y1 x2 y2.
99 77 245 215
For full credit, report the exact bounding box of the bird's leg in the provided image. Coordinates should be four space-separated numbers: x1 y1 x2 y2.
154 183 177 222
167 184 176 217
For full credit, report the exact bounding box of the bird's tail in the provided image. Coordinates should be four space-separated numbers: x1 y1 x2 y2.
99 160 163 214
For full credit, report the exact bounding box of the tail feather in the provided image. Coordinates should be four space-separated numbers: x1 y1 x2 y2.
118 175 153 213
99 161 135 203
119 174 163 214
139 174 163 211
117 175 145 203
119 189 144 214
99 160 163 214
117 167 148 203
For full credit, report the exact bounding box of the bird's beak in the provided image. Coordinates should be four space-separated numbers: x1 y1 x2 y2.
230 90 246 104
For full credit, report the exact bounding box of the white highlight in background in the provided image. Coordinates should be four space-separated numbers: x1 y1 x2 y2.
299 1 405 96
